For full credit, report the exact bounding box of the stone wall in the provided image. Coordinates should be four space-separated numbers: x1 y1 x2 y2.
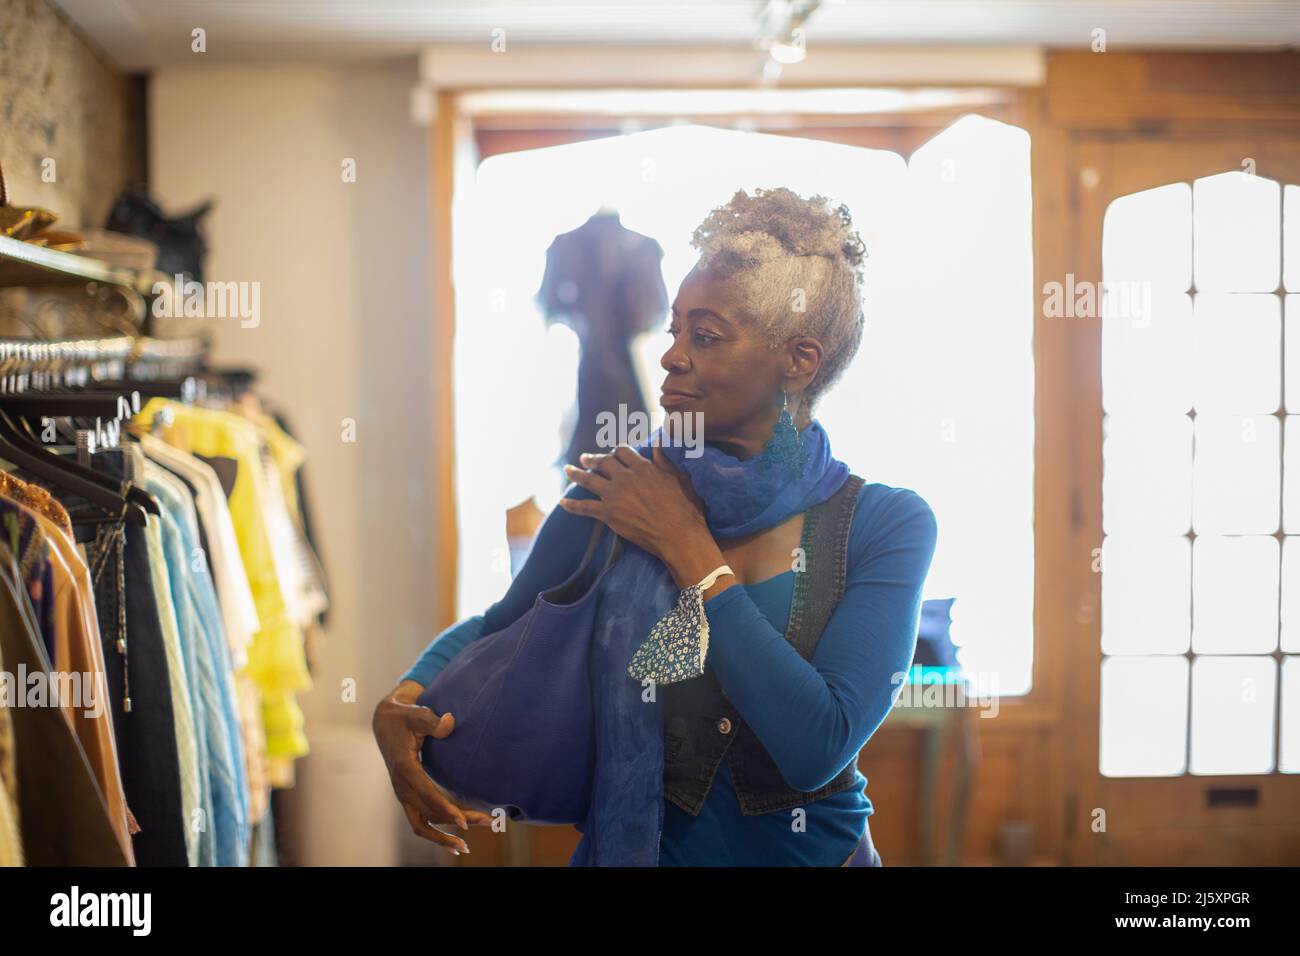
0 0 145 229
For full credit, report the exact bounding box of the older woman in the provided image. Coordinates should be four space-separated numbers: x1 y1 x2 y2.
374 187 937 866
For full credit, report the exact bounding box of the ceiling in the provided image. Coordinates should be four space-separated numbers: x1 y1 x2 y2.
52 0 1300 71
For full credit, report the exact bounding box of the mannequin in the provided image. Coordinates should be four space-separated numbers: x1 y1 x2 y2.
536 208 668 470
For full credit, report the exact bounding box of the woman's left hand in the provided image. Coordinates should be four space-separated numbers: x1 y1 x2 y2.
558 443 711 563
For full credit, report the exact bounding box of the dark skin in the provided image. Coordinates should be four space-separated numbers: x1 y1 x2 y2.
560 263 824 597
373 261 825 856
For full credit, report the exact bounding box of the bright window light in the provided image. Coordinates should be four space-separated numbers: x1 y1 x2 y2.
1101 171 1297 778
452 119 1035 696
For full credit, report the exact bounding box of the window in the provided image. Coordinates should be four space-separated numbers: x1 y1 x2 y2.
1100 172 1300 776
453 116 1034 697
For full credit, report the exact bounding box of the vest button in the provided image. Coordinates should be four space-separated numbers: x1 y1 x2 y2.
717 717 732 735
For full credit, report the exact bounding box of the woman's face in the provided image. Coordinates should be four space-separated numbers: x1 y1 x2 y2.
660 263 816 457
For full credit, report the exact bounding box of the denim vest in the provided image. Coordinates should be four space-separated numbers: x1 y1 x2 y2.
662 473 866 816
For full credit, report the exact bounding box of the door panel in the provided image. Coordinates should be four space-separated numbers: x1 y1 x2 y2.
1063 133 1300 865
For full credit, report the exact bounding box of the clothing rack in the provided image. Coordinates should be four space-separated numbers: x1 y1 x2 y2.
0 326 328 868
0 335 132 394
0 333 208 391
0 334 211 470
0 163 325 871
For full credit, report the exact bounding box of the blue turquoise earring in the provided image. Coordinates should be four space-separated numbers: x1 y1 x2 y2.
767 387 805 479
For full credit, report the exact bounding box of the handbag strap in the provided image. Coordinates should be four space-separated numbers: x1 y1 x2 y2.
575 519 623 577
601 528 624 571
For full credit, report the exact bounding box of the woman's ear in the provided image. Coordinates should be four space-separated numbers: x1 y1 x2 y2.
786 336 823 391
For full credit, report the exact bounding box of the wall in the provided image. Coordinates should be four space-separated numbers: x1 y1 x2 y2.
149 60 440 865
0 0 145 227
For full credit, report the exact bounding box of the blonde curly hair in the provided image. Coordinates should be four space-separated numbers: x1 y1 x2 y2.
690 186 866 415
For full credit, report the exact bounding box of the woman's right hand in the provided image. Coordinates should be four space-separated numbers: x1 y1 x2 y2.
373 680 496 856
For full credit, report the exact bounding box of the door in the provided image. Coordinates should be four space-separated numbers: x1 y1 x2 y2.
1062 132 1300 865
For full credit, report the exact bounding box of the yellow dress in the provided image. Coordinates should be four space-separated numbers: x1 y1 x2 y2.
133 399 311 765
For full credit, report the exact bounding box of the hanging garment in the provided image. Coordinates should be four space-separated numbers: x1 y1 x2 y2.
265 405 329 630
242 408 328 628
0 492 57 667
21 502 136 864
141 430 269 827
134 433 260 672
140 455 250 866
133 399 311 766
0 473 133 855
0 631 21 866
536 210 668 468
20 447 191 866
0 335 321 868
127 447 216 865
0 471 74 536
0 539 126 865
142 511 203 866
139 430 267 826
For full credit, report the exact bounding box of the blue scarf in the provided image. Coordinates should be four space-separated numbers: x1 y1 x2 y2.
568 418 849 865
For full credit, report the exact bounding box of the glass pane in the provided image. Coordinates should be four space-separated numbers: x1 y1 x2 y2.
1192 535 1279 654
1192 413 1280 534
1286 185 1299 294
1101 536 1190 655
1192 293 1281 414
1282 656 1300 773
851 113 1036 696
1283 538 1300 653
1190 656 1277 774
1288 296 1299 414
1193 171 1281 293
1287 416 1299 533
1103 291 1193 416
1103 181 1192 289
1100 656 1188 777
1103 414 1193 535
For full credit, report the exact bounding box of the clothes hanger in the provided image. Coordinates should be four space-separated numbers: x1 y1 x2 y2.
0 307 201 525
0 342 159 521
0 406 148 523
1 399 161 517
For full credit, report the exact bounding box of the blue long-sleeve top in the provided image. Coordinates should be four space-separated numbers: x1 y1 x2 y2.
401 477 938 866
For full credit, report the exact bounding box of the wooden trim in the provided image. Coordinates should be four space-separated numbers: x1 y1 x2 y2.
1045 50 1300 127
431 90 459 628
474 127 623 162
419 45 1046 90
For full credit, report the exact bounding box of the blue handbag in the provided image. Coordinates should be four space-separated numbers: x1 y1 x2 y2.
418 522 623 824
